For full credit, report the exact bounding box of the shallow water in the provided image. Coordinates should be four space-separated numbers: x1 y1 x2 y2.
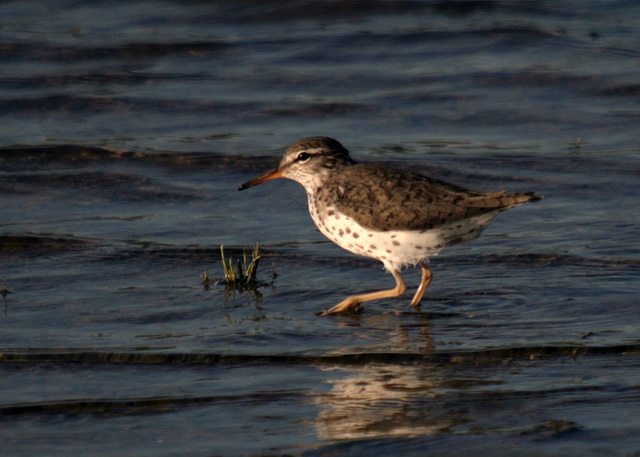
1 1 640 456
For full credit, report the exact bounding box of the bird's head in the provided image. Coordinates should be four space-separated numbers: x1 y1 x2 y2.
238 136 354 191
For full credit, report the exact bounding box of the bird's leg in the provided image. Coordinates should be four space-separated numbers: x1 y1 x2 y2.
409 262 433 308
318 269 407 316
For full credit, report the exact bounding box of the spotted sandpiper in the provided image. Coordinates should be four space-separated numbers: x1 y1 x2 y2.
239 137 541 315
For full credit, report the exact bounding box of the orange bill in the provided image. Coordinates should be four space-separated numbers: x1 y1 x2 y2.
238 168 284 191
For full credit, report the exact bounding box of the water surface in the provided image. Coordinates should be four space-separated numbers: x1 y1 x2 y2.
1 1 639 455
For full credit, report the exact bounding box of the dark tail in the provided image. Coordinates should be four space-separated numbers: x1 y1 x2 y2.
470 191 543 211
495 191 543 208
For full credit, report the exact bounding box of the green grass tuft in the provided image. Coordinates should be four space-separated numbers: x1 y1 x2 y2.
202 244 274 299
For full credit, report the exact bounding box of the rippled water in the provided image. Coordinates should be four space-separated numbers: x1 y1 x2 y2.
1 1 639 456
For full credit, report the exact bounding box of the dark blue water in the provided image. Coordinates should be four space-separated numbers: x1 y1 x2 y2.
1 1 639 456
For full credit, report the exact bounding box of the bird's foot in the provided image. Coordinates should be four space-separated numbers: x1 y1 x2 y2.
316 297 362 316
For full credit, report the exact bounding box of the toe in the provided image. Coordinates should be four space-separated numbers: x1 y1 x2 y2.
317 299 361 316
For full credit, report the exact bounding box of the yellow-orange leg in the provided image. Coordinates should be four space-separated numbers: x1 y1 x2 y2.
318 269 407 316
409 262 433 308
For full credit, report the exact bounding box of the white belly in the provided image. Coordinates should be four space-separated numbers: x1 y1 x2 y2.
310 203 499 272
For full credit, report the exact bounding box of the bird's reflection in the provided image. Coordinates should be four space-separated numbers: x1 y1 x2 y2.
315 362 469 440
315 318 467 440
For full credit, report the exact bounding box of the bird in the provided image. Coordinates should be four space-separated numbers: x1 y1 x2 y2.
239 136 541 315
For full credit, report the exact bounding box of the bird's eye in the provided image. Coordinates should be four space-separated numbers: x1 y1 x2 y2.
296 152 311 162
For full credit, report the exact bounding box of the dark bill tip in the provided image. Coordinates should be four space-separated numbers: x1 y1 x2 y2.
238 168 284 191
